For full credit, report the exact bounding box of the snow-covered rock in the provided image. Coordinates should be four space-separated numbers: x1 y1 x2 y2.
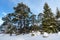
31 31 41 36
35 31 40 35
43 32 49 37
58 32 60 35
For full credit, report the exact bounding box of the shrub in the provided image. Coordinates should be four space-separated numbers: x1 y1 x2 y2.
31 33 35 36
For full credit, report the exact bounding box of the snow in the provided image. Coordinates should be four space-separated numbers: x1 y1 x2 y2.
57 18 60 20
43 32 49 37
58 32 60 35
30 31 41 36
50 26 53 27
0 32 60 40
35 31 41 35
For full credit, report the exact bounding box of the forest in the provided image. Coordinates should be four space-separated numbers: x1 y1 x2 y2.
1 2 60 36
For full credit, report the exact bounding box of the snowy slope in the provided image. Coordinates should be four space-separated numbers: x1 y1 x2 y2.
0 32 60 40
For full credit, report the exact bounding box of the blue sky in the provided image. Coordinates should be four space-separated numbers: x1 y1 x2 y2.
0 0 60 25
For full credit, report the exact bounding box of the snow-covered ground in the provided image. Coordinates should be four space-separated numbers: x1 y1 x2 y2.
0 32 60 40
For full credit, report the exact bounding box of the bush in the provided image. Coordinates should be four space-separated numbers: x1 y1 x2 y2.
31 33 35 36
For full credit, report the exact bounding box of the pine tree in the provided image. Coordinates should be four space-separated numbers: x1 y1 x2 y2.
56 8 60 31
2 13 17 35
2 2 32 35
30 14 36 26
42 3 58 33
56 8 60 18
13 2 32 34
38 13 43 28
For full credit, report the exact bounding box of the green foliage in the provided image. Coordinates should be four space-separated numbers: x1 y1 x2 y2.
42 3 58 33
31 25 40 31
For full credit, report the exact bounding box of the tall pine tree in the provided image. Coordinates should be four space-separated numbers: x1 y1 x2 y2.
42 3 58 33
56 8 60 31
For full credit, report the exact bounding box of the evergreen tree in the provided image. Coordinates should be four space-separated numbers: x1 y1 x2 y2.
42 3 58 33
2 13 17 35
2 2 32 35
38 13 43 22
56 8 60 31
12 2 32 34
56 8 60 18
38 13 43 28
30 14 36 26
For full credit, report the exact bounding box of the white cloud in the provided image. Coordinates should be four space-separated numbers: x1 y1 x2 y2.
2 12 7 16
